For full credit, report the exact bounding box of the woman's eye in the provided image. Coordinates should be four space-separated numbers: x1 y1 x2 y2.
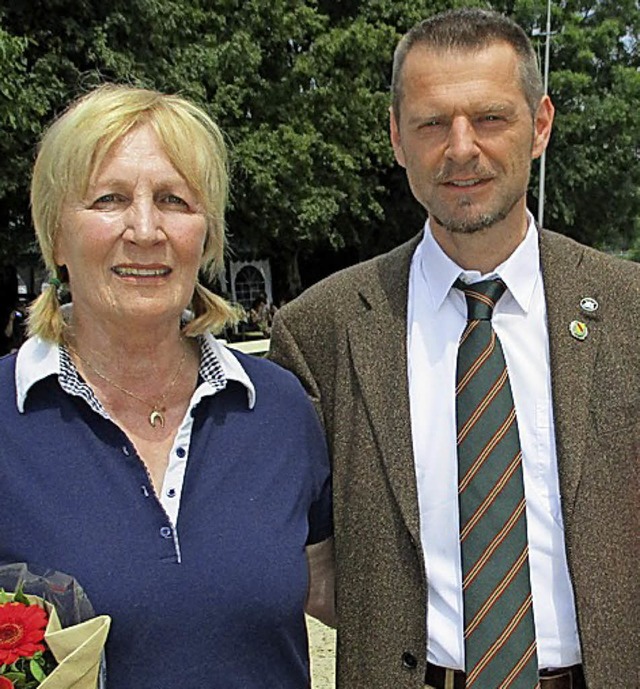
163 194 188 207
91 194 123 207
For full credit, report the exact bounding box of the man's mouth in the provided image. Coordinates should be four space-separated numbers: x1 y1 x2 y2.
448 179 483 188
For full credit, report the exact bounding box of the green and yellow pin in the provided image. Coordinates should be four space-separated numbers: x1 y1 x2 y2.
569 320 588 341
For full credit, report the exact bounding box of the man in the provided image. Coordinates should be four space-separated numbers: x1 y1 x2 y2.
270 8 639 689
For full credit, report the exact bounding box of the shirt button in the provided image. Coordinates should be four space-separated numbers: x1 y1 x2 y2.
141 486 150 498
122 446 130 456
176 447 186 458
167 488 176 498
160 526 172 539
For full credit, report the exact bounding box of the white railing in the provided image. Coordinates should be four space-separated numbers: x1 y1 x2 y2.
220 338 270 356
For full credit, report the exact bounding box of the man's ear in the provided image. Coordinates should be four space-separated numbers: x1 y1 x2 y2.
389 106 407 168
531 95 555 160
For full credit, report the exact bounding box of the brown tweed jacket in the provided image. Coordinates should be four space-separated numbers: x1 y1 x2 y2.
269 229 640 689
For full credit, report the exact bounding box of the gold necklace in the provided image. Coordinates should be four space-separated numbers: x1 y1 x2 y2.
66 342 188 428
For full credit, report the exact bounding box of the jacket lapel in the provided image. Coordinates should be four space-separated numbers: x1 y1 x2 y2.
540 230 601 522
342 229 596 541
345 235 423 543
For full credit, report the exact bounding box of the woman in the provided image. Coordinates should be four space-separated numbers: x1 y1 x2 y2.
0 85 334 688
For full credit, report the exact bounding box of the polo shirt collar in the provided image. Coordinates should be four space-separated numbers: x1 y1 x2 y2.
15 327 256 413
15 335 60 412
203 334 256 408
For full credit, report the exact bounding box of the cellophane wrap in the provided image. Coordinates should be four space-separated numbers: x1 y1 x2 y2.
0 563 110 689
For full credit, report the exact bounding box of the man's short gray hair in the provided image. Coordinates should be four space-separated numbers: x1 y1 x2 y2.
391 8 544 122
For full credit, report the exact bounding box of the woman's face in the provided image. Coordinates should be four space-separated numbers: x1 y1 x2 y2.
55 123 207 334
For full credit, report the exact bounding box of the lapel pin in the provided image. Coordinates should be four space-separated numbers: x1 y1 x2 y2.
570 320 588 341
579 297 599 313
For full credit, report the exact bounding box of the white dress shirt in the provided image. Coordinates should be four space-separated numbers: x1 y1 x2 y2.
407 217 582 670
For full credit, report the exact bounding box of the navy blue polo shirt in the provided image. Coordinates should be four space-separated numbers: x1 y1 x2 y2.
0 336 332 688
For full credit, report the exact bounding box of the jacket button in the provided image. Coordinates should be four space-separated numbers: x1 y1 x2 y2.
402 652 418 669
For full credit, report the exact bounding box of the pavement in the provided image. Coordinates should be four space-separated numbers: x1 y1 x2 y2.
307 616 336 688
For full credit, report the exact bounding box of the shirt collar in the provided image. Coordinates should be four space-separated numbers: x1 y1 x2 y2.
15 335 60 412
417 213 540 313
202 332 256 408
15 328 256 413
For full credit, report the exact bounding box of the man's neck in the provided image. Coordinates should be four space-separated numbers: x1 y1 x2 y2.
430 214 529 274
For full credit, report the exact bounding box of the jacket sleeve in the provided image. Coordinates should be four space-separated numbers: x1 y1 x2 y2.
269 309 326 427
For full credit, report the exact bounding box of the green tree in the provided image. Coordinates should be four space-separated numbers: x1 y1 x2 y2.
0 0 638 294
537 0 640 249
0 17 63 264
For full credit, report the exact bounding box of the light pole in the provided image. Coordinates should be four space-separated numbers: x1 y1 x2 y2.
537 0 552 227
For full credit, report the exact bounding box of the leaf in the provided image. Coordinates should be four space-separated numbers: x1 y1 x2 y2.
12 585 31 606
4 670 26 681
29 659 47 682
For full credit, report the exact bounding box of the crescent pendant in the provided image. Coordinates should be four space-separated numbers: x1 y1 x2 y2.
149 410 165 428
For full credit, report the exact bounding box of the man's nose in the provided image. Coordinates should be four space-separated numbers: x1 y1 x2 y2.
444 117 480 165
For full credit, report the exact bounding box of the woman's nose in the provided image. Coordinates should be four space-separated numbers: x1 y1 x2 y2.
123 199 165 244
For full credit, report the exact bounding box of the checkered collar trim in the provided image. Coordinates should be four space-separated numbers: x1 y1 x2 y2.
56 336 230 420
15 331 256 415
58 345 106 417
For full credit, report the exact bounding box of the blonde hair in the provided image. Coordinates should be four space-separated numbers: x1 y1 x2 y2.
29 83 239 342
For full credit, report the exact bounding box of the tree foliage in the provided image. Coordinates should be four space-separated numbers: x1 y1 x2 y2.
539 0 640 249
0 0 638 291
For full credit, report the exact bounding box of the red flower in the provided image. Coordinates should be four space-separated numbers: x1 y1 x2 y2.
0 602 48 665
0 677 14 688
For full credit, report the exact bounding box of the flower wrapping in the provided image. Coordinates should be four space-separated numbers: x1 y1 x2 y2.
0 564 110 689
36 597 110 689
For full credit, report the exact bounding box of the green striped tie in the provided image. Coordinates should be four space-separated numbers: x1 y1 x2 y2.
455 278 539 689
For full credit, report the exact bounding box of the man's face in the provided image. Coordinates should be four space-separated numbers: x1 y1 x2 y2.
390 42 553 237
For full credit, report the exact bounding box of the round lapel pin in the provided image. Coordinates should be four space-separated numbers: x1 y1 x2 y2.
579 297 599 313
569 320 588 341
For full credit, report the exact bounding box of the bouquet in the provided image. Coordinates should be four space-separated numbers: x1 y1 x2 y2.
0 564 110 689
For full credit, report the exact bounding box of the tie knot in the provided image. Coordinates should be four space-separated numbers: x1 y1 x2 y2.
455 278 506 321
